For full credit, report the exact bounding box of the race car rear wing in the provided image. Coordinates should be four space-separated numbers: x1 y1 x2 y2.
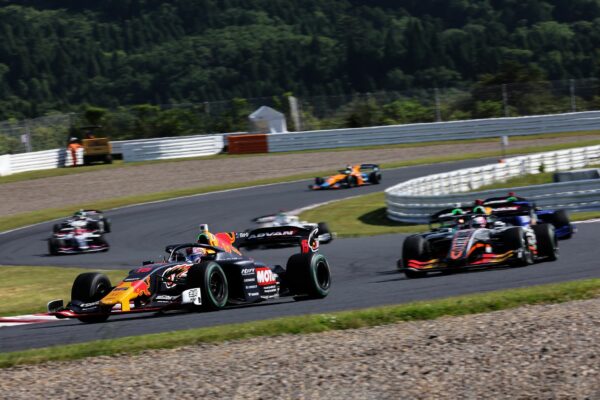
482 201 535 216
237 225 319 253
360 163 380 171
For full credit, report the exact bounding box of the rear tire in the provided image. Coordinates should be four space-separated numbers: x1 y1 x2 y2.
186 262 229 311
346 175 358 188
401 235 430 278
317 222 332 243
48 239 59 255
286 253 331 299
550 209 572 238
103 218 111 233
369 171 381 184
532 224 558 261
71 272 112 323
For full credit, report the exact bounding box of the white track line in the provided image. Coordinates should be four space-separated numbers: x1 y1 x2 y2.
0 313 61 328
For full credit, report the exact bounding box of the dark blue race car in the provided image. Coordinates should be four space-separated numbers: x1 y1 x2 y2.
482 194 575 240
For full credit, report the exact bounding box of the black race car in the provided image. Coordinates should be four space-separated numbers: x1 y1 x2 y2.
48 225 331 323
398 209 558 278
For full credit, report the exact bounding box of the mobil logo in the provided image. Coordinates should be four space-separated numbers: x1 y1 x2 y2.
255 267 277 286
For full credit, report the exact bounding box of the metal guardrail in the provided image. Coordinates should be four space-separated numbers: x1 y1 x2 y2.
385 145 600 223
0 149 82 176
120 135 224 162
267 111 600 152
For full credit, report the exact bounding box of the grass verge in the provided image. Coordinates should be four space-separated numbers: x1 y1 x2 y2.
0 266 126 316
1 278 599 368
4 138 600 233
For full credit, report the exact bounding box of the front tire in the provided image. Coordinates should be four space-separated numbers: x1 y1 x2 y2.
369 171 381 184
48 239 59 256
401 235 430 278
502 227 533 266
286 253 331 299
532 224 558 261
187 262 229 311
71 272 112 323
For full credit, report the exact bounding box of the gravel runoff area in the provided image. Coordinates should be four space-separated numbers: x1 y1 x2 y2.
1 298 598 399
2 134 600 217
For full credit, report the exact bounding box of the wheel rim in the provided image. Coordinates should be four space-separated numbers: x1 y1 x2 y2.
315 260 330 290
95 281 110 300
209 270 226 302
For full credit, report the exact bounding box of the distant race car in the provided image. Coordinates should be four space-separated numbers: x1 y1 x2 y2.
482 194 575 240
48 225 331 323
53 209 111 234
310 164 381 190
398 208 558 278
48 226 109 255
250 212 334 245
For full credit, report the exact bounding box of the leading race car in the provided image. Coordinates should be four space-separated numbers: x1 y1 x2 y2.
398 209 558 279
310 164 381 190
47 225 332 323
53 209 111 234
249 212 334 245
48 226 109 255
481 194 575 240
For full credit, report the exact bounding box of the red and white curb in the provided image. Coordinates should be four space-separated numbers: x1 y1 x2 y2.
0 313 61 328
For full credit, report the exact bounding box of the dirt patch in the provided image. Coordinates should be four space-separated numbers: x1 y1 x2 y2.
1 135 598 217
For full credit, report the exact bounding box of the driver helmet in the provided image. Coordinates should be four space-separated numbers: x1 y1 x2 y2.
345 164 352 173
506 192 518 202
74 210 87 220
186 247 206 263
471 216 488 228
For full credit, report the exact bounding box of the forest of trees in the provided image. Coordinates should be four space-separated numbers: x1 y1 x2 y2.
2 0 600 122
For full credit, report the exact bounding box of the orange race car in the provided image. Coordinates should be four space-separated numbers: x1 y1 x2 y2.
310 164 381 190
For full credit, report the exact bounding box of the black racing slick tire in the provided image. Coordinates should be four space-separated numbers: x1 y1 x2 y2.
102 218 111 233
48 239 59 255
532 223 558 261
286 253 331 299
346 175 358 188
187 262 229 311
502 227 534 266
369 171 381 184
401 235 430 278
71 272 112 323
315 177 324 185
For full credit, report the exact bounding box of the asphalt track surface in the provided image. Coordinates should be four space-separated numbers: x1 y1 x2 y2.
1 157 599 353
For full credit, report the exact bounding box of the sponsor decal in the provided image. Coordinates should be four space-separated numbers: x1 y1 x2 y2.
136 267 153 273
247 230 295 240
113 287 128 291
243 278 255 283
162 265 190 289
450 230 474 259
245 285 258 290
241 268 254 276
79 301 99 308
181 288 202 305
248 292 259 296
256 267 277 286
155 295 179 301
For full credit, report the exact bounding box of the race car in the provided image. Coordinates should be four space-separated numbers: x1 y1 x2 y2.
250 212 334 245
47 224 331 323
48 226 109 255
398 209 558 278
310 164 381 190
482 194 575 240
53 209 111 234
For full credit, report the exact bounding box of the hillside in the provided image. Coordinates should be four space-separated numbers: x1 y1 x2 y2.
1 0 600 119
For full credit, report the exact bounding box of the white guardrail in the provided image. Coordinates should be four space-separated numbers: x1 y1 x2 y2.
2 111 600 176
0 134 224 176
386 145 600 223
119 134 224 162
0 148 82 176
268 111 600 152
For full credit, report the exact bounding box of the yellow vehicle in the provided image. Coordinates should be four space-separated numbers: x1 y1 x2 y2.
75 126 112 165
